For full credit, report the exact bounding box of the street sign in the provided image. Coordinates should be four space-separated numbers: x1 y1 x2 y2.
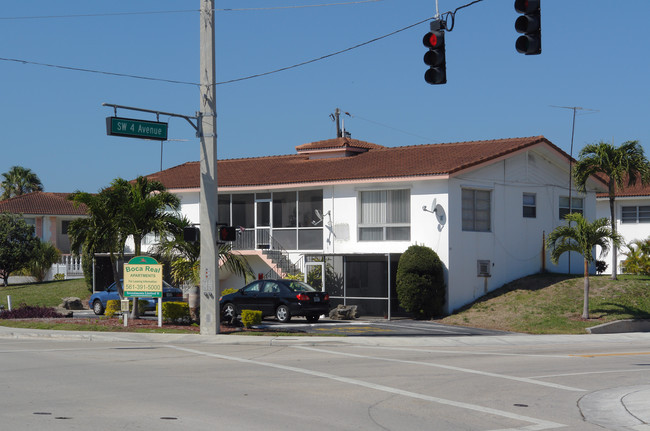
123 256 163 298
106 116 168 140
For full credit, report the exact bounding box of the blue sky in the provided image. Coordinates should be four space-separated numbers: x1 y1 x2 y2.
1 0 649 193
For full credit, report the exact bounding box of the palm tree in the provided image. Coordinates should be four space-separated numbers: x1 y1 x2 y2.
573 140 650 280
547 213 622 319
109 176 180 318
1 166 43 200
153 215 253 287
68 188 128 298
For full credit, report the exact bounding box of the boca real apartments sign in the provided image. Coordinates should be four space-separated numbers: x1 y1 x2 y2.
123 256 163 298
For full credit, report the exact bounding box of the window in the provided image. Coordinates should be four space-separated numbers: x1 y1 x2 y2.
523 193 536 218
559 196 583 220
622 206 650 223
359 189 410 241
61 220 71 234
142 232 160 245
462 189 491 232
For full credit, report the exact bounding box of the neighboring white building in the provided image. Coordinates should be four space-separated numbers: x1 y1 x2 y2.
146 136 606 316
596 181 650 273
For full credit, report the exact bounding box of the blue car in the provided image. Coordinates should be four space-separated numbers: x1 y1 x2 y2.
89 280 184 315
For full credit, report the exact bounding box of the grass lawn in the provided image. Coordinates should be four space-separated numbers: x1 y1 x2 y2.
0 278 90 309
438 273 650 334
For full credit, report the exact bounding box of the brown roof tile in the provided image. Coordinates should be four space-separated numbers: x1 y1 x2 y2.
151 136 566 189
296 137 385 151
0 192 88 216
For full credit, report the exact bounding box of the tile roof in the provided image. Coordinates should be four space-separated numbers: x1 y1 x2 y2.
147 136 569 189
596 176 650 198
0 192 88 216
295 137 385 151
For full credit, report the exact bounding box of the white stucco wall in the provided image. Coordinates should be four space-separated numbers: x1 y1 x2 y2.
596 196 650 273
445 149 598 314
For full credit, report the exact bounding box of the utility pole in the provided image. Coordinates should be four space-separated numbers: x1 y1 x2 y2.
199 0 219 334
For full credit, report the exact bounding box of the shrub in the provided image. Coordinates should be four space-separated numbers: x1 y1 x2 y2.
220 288 238 296
396 245 445 319
26 241 61 282
105 300 121 318
241 309 262 328
159 301 190 323
53 273 65 281
0 304 64 319
595 260 608 274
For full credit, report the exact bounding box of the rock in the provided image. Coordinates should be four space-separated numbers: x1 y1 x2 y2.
59 297 84 310
329 304 358 320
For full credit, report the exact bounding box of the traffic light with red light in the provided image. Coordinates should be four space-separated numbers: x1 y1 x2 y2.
218 226 237 242
515 0 541 55
423 20 446 85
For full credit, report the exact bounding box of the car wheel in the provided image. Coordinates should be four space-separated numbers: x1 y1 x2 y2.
92 300 105 315
306 313 320 323
275 305 291 323
222 303 237 321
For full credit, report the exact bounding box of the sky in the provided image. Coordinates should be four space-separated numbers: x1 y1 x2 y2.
1 0 649 194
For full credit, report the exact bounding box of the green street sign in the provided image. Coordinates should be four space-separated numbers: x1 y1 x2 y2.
106 117 168 141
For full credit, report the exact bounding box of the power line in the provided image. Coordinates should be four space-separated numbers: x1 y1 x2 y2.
0 1 381 20
0 57 199 86
0 15 433 87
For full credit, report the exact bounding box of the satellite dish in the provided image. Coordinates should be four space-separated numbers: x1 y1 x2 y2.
435 203 446 225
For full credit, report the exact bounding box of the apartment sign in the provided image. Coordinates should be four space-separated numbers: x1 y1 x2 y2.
123 256 163 298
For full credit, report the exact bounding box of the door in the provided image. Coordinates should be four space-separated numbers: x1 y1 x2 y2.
256 199 271 249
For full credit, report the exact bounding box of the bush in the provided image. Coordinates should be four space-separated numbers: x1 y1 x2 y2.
53 273 65 281
220 288 238 296
396 245 445 319
105 300 120 318
241 309 262 328
159 301 190 323
26 241 61 282
0 304 64 319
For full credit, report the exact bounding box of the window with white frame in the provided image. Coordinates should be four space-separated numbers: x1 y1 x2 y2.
559 196 583 220
621 206 650 223
358 189 410 241
462 188 491 232
522 193 536 218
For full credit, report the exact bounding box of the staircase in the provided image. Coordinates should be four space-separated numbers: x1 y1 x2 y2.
262 238 304 279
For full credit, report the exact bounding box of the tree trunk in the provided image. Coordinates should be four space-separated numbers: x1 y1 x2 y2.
609 193 617 280
582 259 590 319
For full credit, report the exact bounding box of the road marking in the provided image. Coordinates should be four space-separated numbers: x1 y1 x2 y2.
296 346 586 392
570 352 650 358
166 345 566 431
355 345 570 358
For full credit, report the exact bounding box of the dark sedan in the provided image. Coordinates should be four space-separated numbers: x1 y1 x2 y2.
89 280 184 315
219 279 330 323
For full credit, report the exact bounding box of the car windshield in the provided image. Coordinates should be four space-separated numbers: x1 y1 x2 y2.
284 280 316 293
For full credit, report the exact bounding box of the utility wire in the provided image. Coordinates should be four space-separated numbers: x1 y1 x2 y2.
0 16 432 87
216 16 433 85
0 57 199 86
0 1 380 20
0 0 485 86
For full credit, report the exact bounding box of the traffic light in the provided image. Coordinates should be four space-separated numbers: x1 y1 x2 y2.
218 225 237 242
183 226 199 242
514 0 541 55
423 20 446 85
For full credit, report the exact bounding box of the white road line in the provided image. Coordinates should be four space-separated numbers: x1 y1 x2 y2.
296 346 586 392
166 344 566 431
354 345 570 358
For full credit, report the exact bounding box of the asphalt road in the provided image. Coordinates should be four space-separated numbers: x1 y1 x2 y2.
1 327 649 430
